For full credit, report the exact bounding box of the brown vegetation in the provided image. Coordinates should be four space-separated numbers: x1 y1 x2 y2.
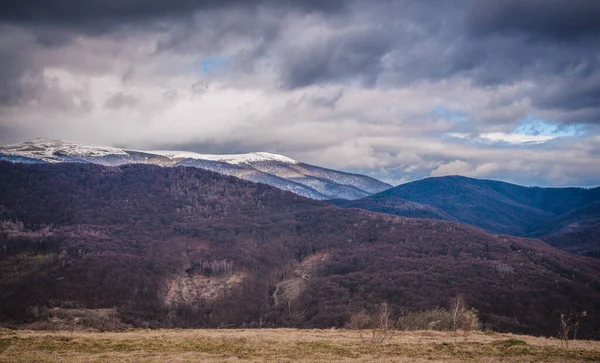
1 162 600 338
1 328 599 362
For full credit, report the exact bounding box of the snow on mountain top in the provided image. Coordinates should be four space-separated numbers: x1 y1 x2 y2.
150 150 298 165
0 139 390 200
0 140 298 165
0 139 128 161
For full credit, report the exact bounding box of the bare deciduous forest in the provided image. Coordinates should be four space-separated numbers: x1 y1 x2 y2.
1 162 599 338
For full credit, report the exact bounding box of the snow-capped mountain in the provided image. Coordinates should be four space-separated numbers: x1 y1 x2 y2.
152 150 298 165
0 139 392 200
0 139 172 166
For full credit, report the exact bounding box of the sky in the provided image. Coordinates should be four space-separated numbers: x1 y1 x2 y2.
0 0 599 187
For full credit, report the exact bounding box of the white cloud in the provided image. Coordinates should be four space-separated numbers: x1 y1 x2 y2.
430 160 471 176
479 132 556 144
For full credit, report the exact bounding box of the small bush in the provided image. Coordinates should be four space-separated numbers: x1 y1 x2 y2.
346 311 372 330
346 303 395 343
397 307 479 332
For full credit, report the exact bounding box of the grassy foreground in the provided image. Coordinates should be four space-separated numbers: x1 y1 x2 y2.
1 328 599 362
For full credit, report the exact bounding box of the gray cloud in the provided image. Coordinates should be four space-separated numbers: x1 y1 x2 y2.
104 92 140 110
462 0 600 124
0 0 348 30
0 27 44 106
466 0 600 41
279 26 392 88
0 0 599 186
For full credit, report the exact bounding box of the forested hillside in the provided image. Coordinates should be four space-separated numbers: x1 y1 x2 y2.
332 176 600 257
1 163 600 338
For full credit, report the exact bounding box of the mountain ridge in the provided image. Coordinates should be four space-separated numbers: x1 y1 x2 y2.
345 175 600 234
331 175 600 256
0 139 392 200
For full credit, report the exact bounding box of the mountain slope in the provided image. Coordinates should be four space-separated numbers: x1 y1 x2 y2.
341 175 600 236
247 161 391 197
529 201 600 257
329 197 457 221
1 162 600 338
174 158 328 199
0 139 391 200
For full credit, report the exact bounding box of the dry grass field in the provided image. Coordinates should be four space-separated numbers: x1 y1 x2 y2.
1 328 599 362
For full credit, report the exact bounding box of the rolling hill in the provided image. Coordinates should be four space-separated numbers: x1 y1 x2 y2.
1 162 600 338
329 197 457 222
528 201 600 258
333 175 600 235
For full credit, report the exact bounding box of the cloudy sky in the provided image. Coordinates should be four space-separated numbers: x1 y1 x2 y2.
1 0 599 186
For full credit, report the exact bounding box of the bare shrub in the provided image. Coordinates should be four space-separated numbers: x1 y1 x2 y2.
347 303 395 343
286 301 308 328
397 303 479 337
559 311 587 349
397 308 455 331
346 310 372 330
369 302 394 343
33 308 128 331
348 299 480 343
451 296 480 339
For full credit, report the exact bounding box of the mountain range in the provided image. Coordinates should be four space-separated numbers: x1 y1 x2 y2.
0 139 391 200
2 139 599 258
330 176 600 257
1 162 599 338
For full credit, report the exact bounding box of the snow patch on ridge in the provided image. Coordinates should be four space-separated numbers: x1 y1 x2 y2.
151 150 298 165
0 139 298 165
0 139 391 200
0 139 128 162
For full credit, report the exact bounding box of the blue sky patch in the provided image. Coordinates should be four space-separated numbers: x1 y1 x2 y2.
513 116 585 137
434 106 465 123
199 56 229 74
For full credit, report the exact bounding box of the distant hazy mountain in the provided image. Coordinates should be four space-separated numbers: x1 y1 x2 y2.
330 175 600 257
0 139 391 200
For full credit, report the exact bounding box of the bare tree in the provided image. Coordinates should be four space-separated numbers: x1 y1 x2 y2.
363 302 395 343
449 295 479 341
286 301 307 328
559 311 587 349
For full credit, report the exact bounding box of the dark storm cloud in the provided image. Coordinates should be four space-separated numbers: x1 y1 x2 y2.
2 0 599 124
0 0 348 29
536 77 600 112
0 0 352 107
460 1 600 124
531 75 600 124
0 56 36 106
280 27 392 89
0 27 45 106
466 0 600 41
